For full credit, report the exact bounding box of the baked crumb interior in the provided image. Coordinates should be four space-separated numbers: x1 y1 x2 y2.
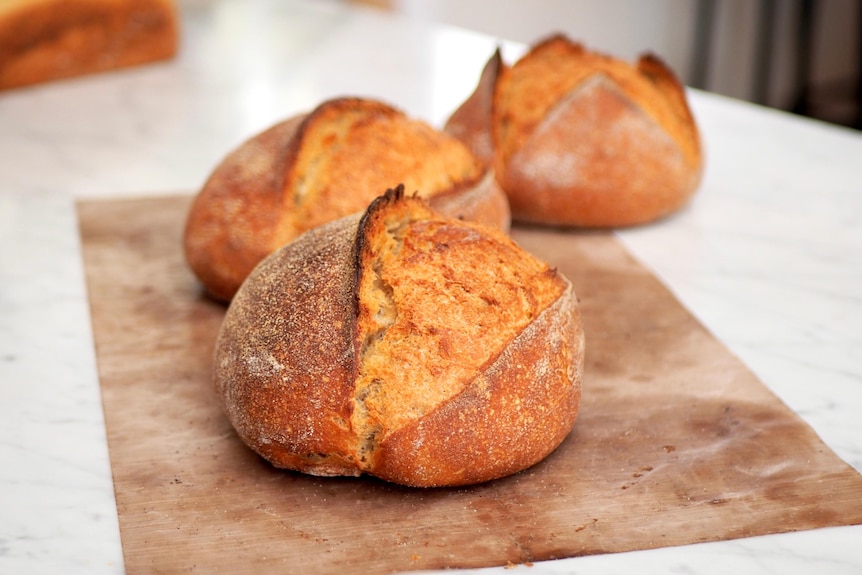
351 189 565 467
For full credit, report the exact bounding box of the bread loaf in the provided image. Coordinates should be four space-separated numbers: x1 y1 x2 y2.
184 97 511 302
0 0 179 90
214 187 583 487
446 34 703 228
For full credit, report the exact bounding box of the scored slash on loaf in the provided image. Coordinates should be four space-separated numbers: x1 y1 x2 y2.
183 97 511 302
214 188 584 488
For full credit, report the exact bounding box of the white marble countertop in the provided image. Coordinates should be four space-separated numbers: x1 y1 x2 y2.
1 0 861 573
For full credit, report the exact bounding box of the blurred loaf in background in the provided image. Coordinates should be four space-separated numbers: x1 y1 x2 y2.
446 34 703 228
0 0 179 90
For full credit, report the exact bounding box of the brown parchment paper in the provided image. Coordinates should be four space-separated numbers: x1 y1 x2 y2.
78 195 862 575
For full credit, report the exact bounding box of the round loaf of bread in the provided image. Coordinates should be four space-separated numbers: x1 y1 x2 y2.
446 34 703 228
184 97 511 302
0 0 179 90
214 187 584 487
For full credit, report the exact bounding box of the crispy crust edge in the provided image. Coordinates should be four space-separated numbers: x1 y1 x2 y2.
370 278 584 487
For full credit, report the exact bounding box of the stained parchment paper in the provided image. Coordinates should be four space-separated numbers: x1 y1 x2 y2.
78 195 862 575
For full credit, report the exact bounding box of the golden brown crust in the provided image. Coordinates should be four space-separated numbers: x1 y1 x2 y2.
183 116 306 303
446 33 703 228
637 52 701 167
370 281 582 486
0 0 179 90
444 48 502 166
427 169 510 231
214 214 363 477
504 75 696 227
215 188 583 487
184 97 511 302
